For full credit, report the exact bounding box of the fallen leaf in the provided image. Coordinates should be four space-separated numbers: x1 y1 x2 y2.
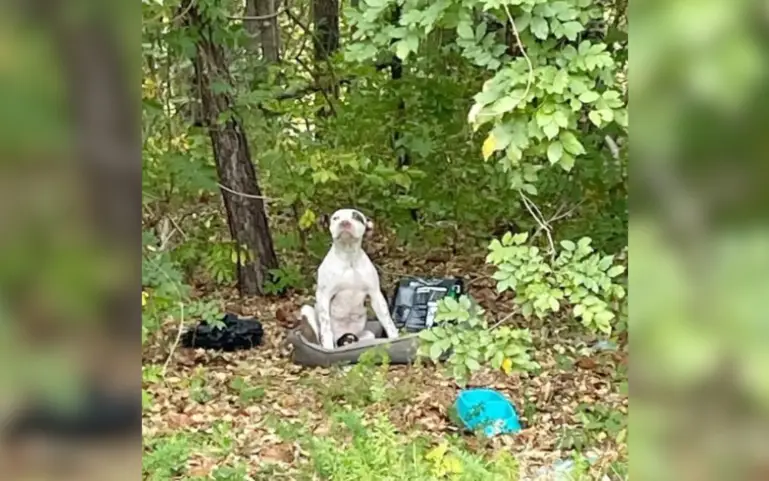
260 444 294 464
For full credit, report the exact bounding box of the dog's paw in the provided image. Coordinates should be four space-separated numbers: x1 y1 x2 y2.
336 333 359 347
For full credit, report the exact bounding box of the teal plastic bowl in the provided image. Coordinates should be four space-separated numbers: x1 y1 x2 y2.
454 388 521 437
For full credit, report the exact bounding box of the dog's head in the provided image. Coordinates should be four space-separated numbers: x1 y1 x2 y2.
326 208 373 244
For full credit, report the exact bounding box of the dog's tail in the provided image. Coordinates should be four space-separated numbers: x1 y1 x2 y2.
300 305 319 337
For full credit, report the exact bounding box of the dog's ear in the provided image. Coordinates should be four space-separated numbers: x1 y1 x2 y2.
320 213 330 230
365 218 375 238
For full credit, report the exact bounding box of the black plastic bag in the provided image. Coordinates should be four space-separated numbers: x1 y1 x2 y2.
389 277 464 332
181 313 263 351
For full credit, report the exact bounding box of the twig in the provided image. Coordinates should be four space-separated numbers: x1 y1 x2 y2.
519 192 556 258
145 254 187 376
489 310 516 330
229 8 286 22
167 214 188 241
147 0 198 26
217 182 275 201
162 301 184 376
476 6 534 120
532 201 583 239
605 135 620 159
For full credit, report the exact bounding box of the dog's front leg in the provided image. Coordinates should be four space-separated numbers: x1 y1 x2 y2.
315 291 336 349
370 289 399 339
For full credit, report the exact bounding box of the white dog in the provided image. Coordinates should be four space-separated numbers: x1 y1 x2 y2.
300 208 399 349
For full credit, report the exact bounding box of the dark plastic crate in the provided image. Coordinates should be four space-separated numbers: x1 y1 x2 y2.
389 277 464 332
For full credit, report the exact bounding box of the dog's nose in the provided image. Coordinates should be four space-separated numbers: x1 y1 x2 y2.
340 220 352 228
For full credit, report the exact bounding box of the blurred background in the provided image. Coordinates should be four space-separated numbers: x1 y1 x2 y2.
0 0 767 479
631 0 769 479
0 1 140 480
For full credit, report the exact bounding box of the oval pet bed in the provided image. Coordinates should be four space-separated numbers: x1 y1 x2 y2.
287 320 425 367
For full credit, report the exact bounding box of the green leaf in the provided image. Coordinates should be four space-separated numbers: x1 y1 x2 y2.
568 77 589 95
598 255 615 270
559 131 585 155
607 265 626 277
579 91 600 103
491 350 505 369
530 16 549 40
548 297 560 312
465 357 481 371
559 153 575 171
615 109 629 128
600 108 615 122
420 329 438 341
512 232 529 244
573 304 585 317
457 21 474 39
553 110 569 128
578 237 592 249
561 21 583 41
552 70 569 94
394 40 411 60
588 110 603 126
547 141 564 164
522 183 538 195
492 96 520 114
595 310 615 323
429 342 445 360
560 240 576 251
543 122 560 139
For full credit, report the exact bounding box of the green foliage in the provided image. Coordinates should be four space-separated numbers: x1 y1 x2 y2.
559 402 628 452
347 0 628 196
316 348 415 408
143 433 192 481
303 410 520 481
229 376 267 404
488 232 626 334
142 0 627 262
418 228 626 384
418 295 538 385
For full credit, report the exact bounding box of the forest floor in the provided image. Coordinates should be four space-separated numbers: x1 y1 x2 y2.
142 232 628 480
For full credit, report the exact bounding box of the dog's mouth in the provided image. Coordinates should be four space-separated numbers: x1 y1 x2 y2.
335 229 360 242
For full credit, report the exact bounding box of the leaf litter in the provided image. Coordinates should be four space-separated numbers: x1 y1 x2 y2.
143 232 627 480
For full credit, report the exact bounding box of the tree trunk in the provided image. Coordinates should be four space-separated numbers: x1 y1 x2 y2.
245 0 281 62
313 0 339 62
185 1 280 296
389 6 418 222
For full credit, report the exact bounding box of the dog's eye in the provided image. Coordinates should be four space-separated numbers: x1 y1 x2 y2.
351 212 365 224
332 216 339 221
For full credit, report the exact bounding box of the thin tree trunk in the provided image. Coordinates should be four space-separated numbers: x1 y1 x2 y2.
47 16 141 338
312 0 340 125
185 0 279 296
245 0 281 62
389 6 418 221
313 0 339 62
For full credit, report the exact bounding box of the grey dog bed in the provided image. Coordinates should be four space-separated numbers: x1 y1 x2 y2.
287 320 424 367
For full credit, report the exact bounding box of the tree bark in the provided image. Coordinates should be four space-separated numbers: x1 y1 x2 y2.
185 1 279 296
245 0 281 62
312 0 339 62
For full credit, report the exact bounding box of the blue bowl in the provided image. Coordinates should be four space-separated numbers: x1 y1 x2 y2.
454 388 521 437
